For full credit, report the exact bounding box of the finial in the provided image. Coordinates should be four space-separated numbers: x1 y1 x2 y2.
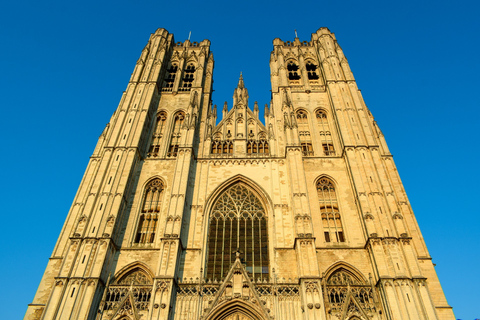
223 101 228 111
188 31 191 41
238 72 244 89
295 29 298 38
235 249 241 259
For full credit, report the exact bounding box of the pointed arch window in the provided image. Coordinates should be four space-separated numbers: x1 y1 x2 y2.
168 111 185 157
297 110 313 156
162 63 178 92
325 268 375 315
246 139 269 155
103 267 153 312
179 63 195 91
148 112 167 158
207 183 269 281
135 179 163 244
317 178 344 243
287 61 301 83
316 110 336 156
211 140 233 155
306 61 320 81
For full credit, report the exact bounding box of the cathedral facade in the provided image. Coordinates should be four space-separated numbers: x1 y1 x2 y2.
25 28 454 320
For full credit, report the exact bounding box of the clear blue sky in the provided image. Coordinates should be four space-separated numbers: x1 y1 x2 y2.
1 0 478 319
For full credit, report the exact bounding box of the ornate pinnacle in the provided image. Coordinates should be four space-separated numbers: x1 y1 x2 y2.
237 72 244 89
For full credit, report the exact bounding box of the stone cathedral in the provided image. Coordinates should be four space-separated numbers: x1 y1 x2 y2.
25 28 454 320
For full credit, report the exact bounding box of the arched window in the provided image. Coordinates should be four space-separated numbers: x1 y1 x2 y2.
325 268 374 312
148 112 167 158
103 266 153 312
297 110 313 156
287 61 301 83
162 63 178 92
316 109 335 156
317 178 344 243
207 183 269 281
135 179 163 244
180 63 195 91
168 111 185 157
306 61 319 81
211 140 233 155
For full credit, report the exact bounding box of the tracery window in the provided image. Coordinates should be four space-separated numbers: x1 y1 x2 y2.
135 179 163 244
325 268 375 315
297 110 313 156
206 183 269 281
167 111 185 157
179 64 195 91
162 63 178 92
148 112 167 158
306 62 320 81
246 139 269 155
211 140 233 155
287 61 301 83
103 267 153 313
317 178 345 243
316 110 335 156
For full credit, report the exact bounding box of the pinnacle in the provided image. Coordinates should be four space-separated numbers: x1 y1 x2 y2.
237 72 244 89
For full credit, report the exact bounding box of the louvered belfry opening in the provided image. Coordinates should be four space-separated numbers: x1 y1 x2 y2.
206 183 269 281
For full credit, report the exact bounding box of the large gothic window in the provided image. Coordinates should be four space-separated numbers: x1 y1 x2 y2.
147 111 167 158
296 110 313 156
135 179 163 244
207 183 269 281
167 111 185 157
317 178 345 243
316 110 336 156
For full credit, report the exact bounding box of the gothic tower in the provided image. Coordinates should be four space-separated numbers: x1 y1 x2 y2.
25 28 454 320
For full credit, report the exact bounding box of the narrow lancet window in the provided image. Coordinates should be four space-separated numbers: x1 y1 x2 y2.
180 64 195 91
135 179 163 244
306 62 320 81
287 61 301 83
168 111 185 157
316 110 335 156
148 112 167 158
297 110 313 156
162 64 178 91
317 178 345 243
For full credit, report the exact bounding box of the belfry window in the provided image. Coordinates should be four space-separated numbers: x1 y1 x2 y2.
316 110 335 156
162 64 177 92
287 61 301 82
297 110 313 156
167 111 185 157
317 178 345 243
148 112 167 158
135 179 163 244
180 64 195 91
206 183 269 281
306 62 319 80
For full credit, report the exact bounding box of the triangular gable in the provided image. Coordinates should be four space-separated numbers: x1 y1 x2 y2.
109 291 140 320
201 253 271 320
340 291 370 320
